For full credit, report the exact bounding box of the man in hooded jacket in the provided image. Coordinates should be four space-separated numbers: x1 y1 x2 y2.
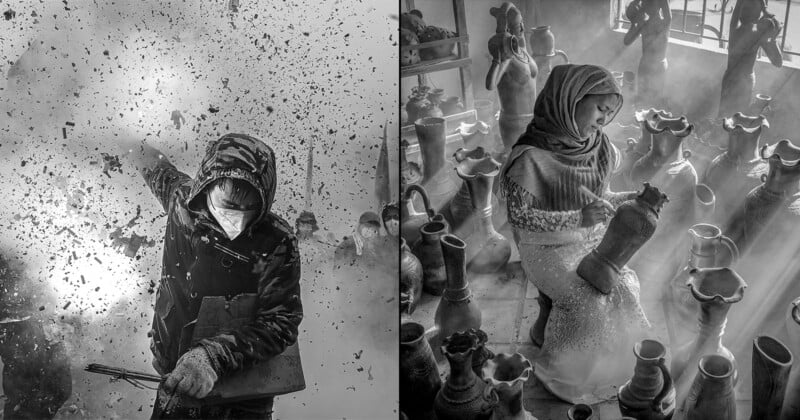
124 133 302 419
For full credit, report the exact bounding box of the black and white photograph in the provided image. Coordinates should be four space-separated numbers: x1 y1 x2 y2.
0 1 398 419
400 1 800 419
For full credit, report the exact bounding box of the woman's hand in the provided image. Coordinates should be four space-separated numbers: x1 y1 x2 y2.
581 199 615 227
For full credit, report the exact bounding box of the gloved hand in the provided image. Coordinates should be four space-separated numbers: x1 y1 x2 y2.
164 347 218 399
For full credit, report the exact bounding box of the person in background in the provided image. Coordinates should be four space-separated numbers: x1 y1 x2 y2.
333 211 383 269
499 64 647 404
123 133 302 420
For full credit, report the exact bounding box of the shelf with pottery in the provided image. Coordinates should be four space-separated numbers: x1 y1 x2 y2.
401 109 477 156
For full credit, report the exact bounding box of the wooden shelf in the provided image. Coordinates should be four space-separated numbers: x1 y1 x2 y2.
401 57 473 78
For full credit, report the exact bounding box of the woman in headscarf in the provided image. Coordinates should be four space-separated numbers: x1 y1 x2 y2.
499 64 651 404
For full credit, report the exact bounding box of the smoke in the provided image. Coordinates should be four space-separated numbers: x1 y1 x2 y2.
0 0 397 418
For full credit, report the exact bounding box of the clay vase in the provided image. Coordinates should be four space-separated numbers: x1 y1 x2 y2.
441 96 464 116
415 117 458 211
751 335 793 420
671 267 747 387
782 297 800 420
749 93 772 116
471 328 494 379
401 140 423 191
483 353 536 420
456 121 492 150
663 223 739 350
619 108 674 189
683 355 737 420
740 139 800 248
400 321 442 420
629 114 699 285
434 234 482 344
434 330 498 420
401 184 433 246
529 26 568 90
456 156 511 273
618 339 676 420
413 220 450 296
401 238 424 315
448 146 491 236
426 89 446 119
703 113 769 225
567 404 594 420
576 183 668 294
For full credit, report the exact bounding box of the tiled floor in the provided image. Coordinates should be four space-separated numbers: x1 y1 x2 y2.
409 231 755 420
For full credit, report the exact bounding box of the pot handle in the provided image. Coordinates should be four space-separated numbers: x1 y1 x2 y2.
403 184 435 221
554 49 569 65
717 234 740 267
651 357 673 414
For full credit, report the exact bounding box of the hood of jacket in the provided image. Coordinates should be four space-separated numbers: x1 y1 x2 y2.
186 133 277 226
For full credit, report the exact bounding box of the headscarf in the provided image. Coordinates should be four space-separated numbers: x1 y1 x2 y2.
500 64 623 211
522 64 622 156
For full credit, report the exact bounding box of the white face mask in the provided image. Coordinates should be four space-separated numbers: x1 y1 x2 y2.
206 194 259 240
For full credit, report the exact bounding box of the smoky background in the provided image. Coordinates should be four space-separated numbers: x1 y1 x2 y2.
0 0 399 419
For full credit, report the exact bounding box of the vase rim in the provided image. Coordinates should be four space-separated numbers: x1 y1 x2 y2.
483 352 532 387
400 321 426 346
644 114 694 137
761 139 800 167
698 354 734 379
532 25 551 31
414 116 445 126
723 112 769 134
634 339 666 360
754 335 793 366
441 233 466 250
687 267 747 303
688 223 722 239
420 221 446 236
634 108 673 124
455 156 502 179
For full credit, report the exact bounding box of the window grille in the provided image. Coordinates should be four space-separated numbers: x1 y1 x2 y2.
612 0 798 58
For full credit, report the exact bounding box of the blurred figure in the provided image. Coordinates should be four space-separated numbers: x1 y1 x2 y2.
333 211 383 269
123 133 302 420
719 0 782 117
623 0 671 108
0 255 71 420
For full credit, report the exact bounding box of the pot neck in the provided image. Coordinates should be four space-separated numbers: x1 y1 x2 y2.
726 131 760 163
763 163 800 196
647 133 684 164
446 351 478 387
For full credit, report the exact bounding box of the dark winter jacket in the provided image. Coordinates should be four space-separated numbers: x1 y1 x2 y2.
144 134 302 376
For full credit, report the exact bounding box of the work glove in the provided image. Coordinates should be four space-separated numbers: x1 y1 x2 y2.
164 347 218 399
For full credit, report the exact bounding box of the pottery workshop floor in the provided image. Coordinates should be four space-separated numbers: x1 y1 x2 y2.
411 254 755 419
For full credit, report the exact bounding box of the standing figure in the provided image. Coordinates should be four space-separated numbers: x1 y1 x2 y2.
124 134 303 420
623 0 671 108
719 0 783 117
499 64 648 403
486 2 538 159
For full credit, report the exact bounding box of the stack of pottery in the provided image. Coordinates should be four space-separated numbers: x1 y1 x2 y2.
483 353 536 420
400 321 441 420
681 354 737 420
434 234 482 342
703 113 770 226
663 223 739 350
617 339 676 420
434 330 498 420
783 297 800 420
415 116 458 212
751 335 793 420
528 25 568 94
576 183 668 294
671 267 746 401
